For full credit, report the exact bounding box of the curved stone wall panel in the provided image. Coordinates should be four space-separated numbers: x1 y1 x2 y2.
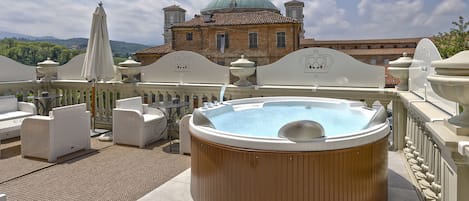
57 54 86 80
0 56 36 82
257 47 385 88
141 51 230 84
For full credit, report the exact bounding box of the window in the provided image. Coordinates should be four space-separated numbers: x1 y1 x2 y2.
169 15 174 25
249 33 258 48
216 60 225 66
276 32 286 48
216 33 229 49
292 10 297 18
384 59 390 65
186 32 193 41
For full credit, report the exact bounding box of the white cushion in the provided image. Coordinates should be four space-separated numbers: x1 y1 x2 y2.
0 111 34 121
116 97 143 114
0 117 25 133
143 113 164 123
50 103 86 118
0 96 18 114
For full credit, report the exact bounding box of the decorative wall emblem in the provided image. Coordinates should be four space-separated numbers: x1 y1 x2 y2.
304 50 333 73
174 54 191 72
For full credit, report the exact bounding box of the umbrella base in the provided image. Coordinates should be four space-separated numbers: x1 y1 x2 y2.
97 132 113 141
90 128 109 137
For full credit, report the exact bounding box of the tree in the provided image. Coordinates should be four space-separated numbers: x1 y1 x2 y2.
0 39 82 65
434 16 469 58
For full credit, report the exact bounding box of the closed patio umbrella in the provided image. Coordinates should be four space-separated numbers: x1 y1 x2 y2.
82 2 114 139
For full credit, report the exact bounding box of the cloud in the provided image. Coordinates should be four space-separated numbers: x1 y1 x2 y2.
0 0 90 39
279 0 351 39
420 0 468 28
349 0 468 39
357 0 424 24
433 0 467 15
1 0 468 45
0 0 182 45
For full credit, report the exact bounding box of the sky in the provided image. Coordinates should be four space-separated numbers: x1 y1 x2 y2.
0 0 468 46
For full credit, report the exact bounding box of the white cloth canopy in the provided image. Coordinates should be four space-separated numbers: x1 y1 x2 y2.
81 3 114 81
81 3 114 138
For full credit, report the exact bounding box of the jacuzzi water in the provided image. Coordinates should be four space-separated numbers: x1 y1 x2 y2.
209 103 370 138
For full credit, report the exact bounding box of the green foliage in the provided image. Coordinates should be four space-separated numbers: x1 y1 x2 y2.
434 16 469 58
1 37 150 66
113 57 127 65
18 38 149 58
0 38 82 65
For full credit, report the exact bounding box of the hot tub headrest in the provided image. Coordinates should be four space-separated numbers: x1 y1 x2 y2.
192 109 215 128
278 120 325 142
365 106 387 128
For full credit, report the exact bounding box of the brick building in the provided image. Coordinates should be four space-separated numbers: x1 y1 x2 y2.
137 0 302 66
301 38 421 66
170 11 301 66
135 0 424 86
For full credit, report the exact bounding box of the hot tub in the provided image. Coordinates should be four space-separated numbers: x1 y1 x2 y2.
189 96 390 201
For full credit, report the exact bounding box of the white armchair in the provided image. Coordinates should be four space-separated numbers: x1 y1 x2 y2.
179 114 192 155
20 103 91 162
113 97 167 148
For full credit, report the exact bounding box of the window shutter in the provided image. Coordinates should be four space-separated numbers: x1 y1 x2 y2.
225 33 229 48
217 34 221 49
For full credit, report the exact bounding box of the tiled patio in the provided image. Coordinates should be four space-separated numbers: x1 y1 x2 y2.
0 136 421 201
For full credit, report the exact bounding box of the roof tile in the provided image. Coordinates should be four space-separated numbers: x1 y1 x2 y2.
136 43 173 54
172 11 299 27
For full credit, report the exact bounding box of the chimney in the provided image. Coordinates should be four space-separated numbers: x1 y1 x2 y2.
203 14 213 23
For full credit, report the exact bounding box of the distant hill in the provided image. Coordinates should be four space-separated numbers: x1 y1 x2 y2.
0 31 150 58
0 31 58 41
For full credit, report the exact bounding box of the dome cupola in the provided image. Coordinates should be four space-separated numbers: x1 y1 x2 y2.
201 0 279 14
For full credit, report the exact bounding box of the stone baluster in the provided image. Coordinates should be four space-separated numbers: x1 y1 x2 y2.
418 133 431 189
407 116 418 164
423 145 441 200
79 88 86 103
410 119 422 171
404 112 413 157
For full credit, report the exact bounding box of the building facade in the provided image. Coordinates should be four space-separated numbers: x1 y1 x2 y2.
284 0 304 39
300 38 421 66
136 0 424 87
171 11 301 66
163 5 186 44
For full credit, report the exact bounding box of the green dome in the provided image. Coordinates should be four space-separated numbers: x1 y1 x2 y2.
201 0 279 14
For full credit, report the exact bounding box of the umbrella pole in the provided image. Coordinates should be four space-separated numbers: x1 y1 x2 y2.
91 80 96 131
92 80 111 140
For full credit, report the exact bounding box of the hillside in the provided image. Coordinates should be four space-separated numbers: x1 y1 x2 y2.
22 38 150 58
0 31 150 58
0 31 57 41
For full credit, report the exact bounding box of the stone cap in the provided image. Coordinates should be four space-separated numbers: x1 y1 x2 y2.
389 52 413 68
230 55 255 67
432 50 469 69
118 57 141 67
37 58 59 67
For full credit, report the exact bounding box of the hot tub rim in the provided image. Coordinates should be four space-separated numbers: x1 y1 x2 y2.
190 96 390 151
190 117 389 151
